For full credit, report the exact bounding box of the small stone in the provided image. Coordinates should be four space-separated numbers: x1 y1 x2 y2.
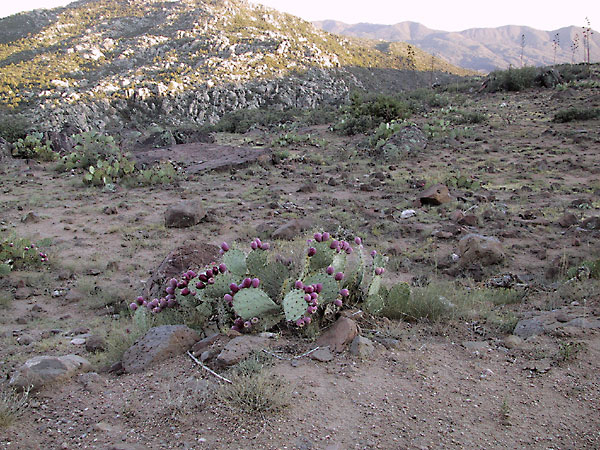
400 209 416 219
503 335 524 349
216 335 271 367
17 334 35 345
316 317 359 353
85 335 106 353
310 347 333 362
70 338 86 346
420 184 452 205
349 336 375 359
514 318 544 339
14 287 33 300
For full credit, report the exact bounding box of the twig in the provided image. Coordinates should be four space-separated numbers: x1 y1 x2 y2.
187 351 232 384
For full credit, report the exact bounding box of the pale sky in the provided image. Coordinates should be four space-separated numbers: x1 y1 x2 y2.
0 0 598 31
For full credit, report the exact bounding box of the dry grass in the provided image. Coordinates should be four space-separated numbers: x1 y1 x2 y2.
0 385 30 429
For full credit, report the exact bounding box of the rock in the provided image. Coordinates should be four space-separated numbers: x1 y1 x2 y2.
70 338 86 346
373 337 402 350
17 334 35 345
327 177 339 186
400 209 416 219
86 335 106 352
582 216 600 230
503 335 525 350
557 213 578 228
459 214 479 227
458 233 505 267
384 125 428 157
419 184 452 206
513 318 544 339
297 183 316 193
566 317 600 329
316 317 359 353
164 201 206 228
271 219 313 240
309 347 334 362
21 211 40 223
103 205 118 215
462 341 490 353
191 333 227 355
122 325 199 373
349 336 375 359
64 288 84 303
0 137 11 161
144 243 220 300
9 354 91 391
14 287 33 300
77 372 106 393
216 335 271 367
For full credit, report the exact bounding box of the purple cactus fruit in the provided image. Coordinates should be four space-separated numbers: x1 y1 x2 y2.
295 280 304 290
205 270 214 279
330 240 338 250
224 294 233 303
153 307 161 314
129 302 138 311
310 292 318 300
262 243 270 250
196 281 206 289
177 281 187 289
24 247 29 251
150 298 159 308
159 298 168 308
322 231 330 241
308 247 317 257
212 266 219 276
190 291 197 296
207 277 215 285
375 267 383 276
304 294 312 302
251 317 259 324
307 305 317 314
187 270 196 279
251 241 258 250
231 325 241 332
304 285 314 294
8 243 13 247
341 241 350 250
142 300 148 307
251 278 260 288
296 318 305 327
137 296 145 305
371 250 377 258
346 247 353 255
199 274 208 283
326 266 335 275
334 299 343 307
219 263 227 273
244 321 252 329
234 318 244 327
255 238 262 248
242 278 252 288
314 232 323 242
181 287 191 296
165 294 174 301
166 286 175 295
169 278 178 288
304 316 312 324
334 272 344 281
167 299 176 307
221 242 230 252
354 236 362 246
340 288 350 297
230 283 239 293
315 283 323 293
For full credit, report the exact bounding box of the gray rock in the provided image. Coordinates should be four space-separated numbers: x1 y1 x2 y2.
514 317 545 338
310 347 334 362
122 325 199 373
9 354 91 391
216 335 271 366
14 287 33 300
349 336 375 359
503 335 525 349
86 335 107 353
316 317 359 353
164 201 206 228
458 233 505 267
462 341 490 352
271 219 313 240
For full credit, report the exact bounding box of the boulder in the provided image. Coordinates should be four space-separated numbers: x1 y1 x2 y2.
316 317 359 353
582 216 600 231
144 242 220 300
272 219 313 240
86 335 107 353
458 233 505 267
557 213 578 228
122 325 199 373
9 354 91 391
164 201 206 228
349 336 375 359
419 184 452 206
384 125 428 158
216 335 272 366
513 317 544 339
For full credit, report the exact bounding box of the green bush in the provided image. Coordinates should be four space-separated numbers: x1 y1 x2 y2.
0 114 29 143
485 66 538 92
11 133 57 161
553 107 600 123
214 107 302 133
337 92 412 135
0 233 50 274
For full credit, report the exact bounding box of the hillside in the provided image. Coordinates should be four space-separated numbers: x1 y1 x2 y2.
315 20 600 72
0 0 470 133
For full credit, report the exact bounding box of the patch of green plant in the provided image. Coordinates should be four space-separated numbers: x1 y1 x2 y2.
0 233 49 274
212 107 302 134
484 66 539 92
445 172 482 190
0 385 30 429
450 110 488 125
0 113 29 143
553 107 600 123
272 133 326 148
336 92 412 135
556 341 583 363
11 132 57 161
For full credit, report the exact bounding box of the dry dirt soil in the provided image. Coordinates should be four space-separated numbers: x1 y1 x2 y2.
1 79 599 449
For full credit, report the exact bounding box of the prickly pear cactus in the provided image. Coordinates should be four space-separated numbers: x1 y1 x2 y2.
304 273 339 305
246 249 268 275
282 289 307 322
308 242 336 272
203 272 236 299
368 275 382 297
254 262 290 301
233 288 280 320
364 293 385 315
224 249 247 277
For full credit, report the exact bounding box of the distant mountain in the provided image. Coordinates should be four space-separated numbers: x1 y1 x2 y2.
0 0 470 132
314 20 600 72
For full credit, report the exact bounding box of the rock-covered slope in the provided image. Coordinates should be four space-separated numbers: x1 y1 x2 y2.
315 20 600 73
0 0 469 132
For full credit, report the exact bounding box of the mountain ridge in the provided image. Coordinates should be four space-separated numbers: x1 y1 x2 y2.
314 20 600 72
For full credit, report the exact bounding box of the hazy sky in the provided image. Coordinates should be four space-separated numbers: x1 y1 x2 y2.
0 0 598 31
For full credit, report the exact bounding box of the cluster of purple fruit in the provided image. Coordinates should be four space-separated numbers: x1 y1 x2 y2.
293 280 322 328
7 241 49 263
310 232 356 256
231 316 260 333
130 263 228 314
250 237 269 251
223 276 261 308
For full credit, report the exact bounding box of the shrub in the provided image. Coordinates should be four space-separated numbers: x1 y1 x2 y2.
553 108 600 123
214 107 301 133
337 92 411 135
0 385 30 429
485 66 538 92
0 234 49 274
0 114 29 143
11 133 57 161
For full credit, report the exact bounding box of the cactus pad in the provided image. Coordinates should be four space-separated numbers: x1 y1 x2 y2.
203 272 236 299
282 289 308 321
255 261 290 301
364 293 385 315
304 273 339 305
246 249 268 275
223 249 247 277
233 288 280 320
380 282 411 319
308 242 336 272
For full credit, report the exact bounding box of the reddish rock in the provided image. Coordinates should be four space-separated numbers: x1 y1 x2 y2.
272 219 313 240
164 201 206 228
419 184 452 206
316 317 359 353
557 213 578 228
216 335 272 366
458 233 505 267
